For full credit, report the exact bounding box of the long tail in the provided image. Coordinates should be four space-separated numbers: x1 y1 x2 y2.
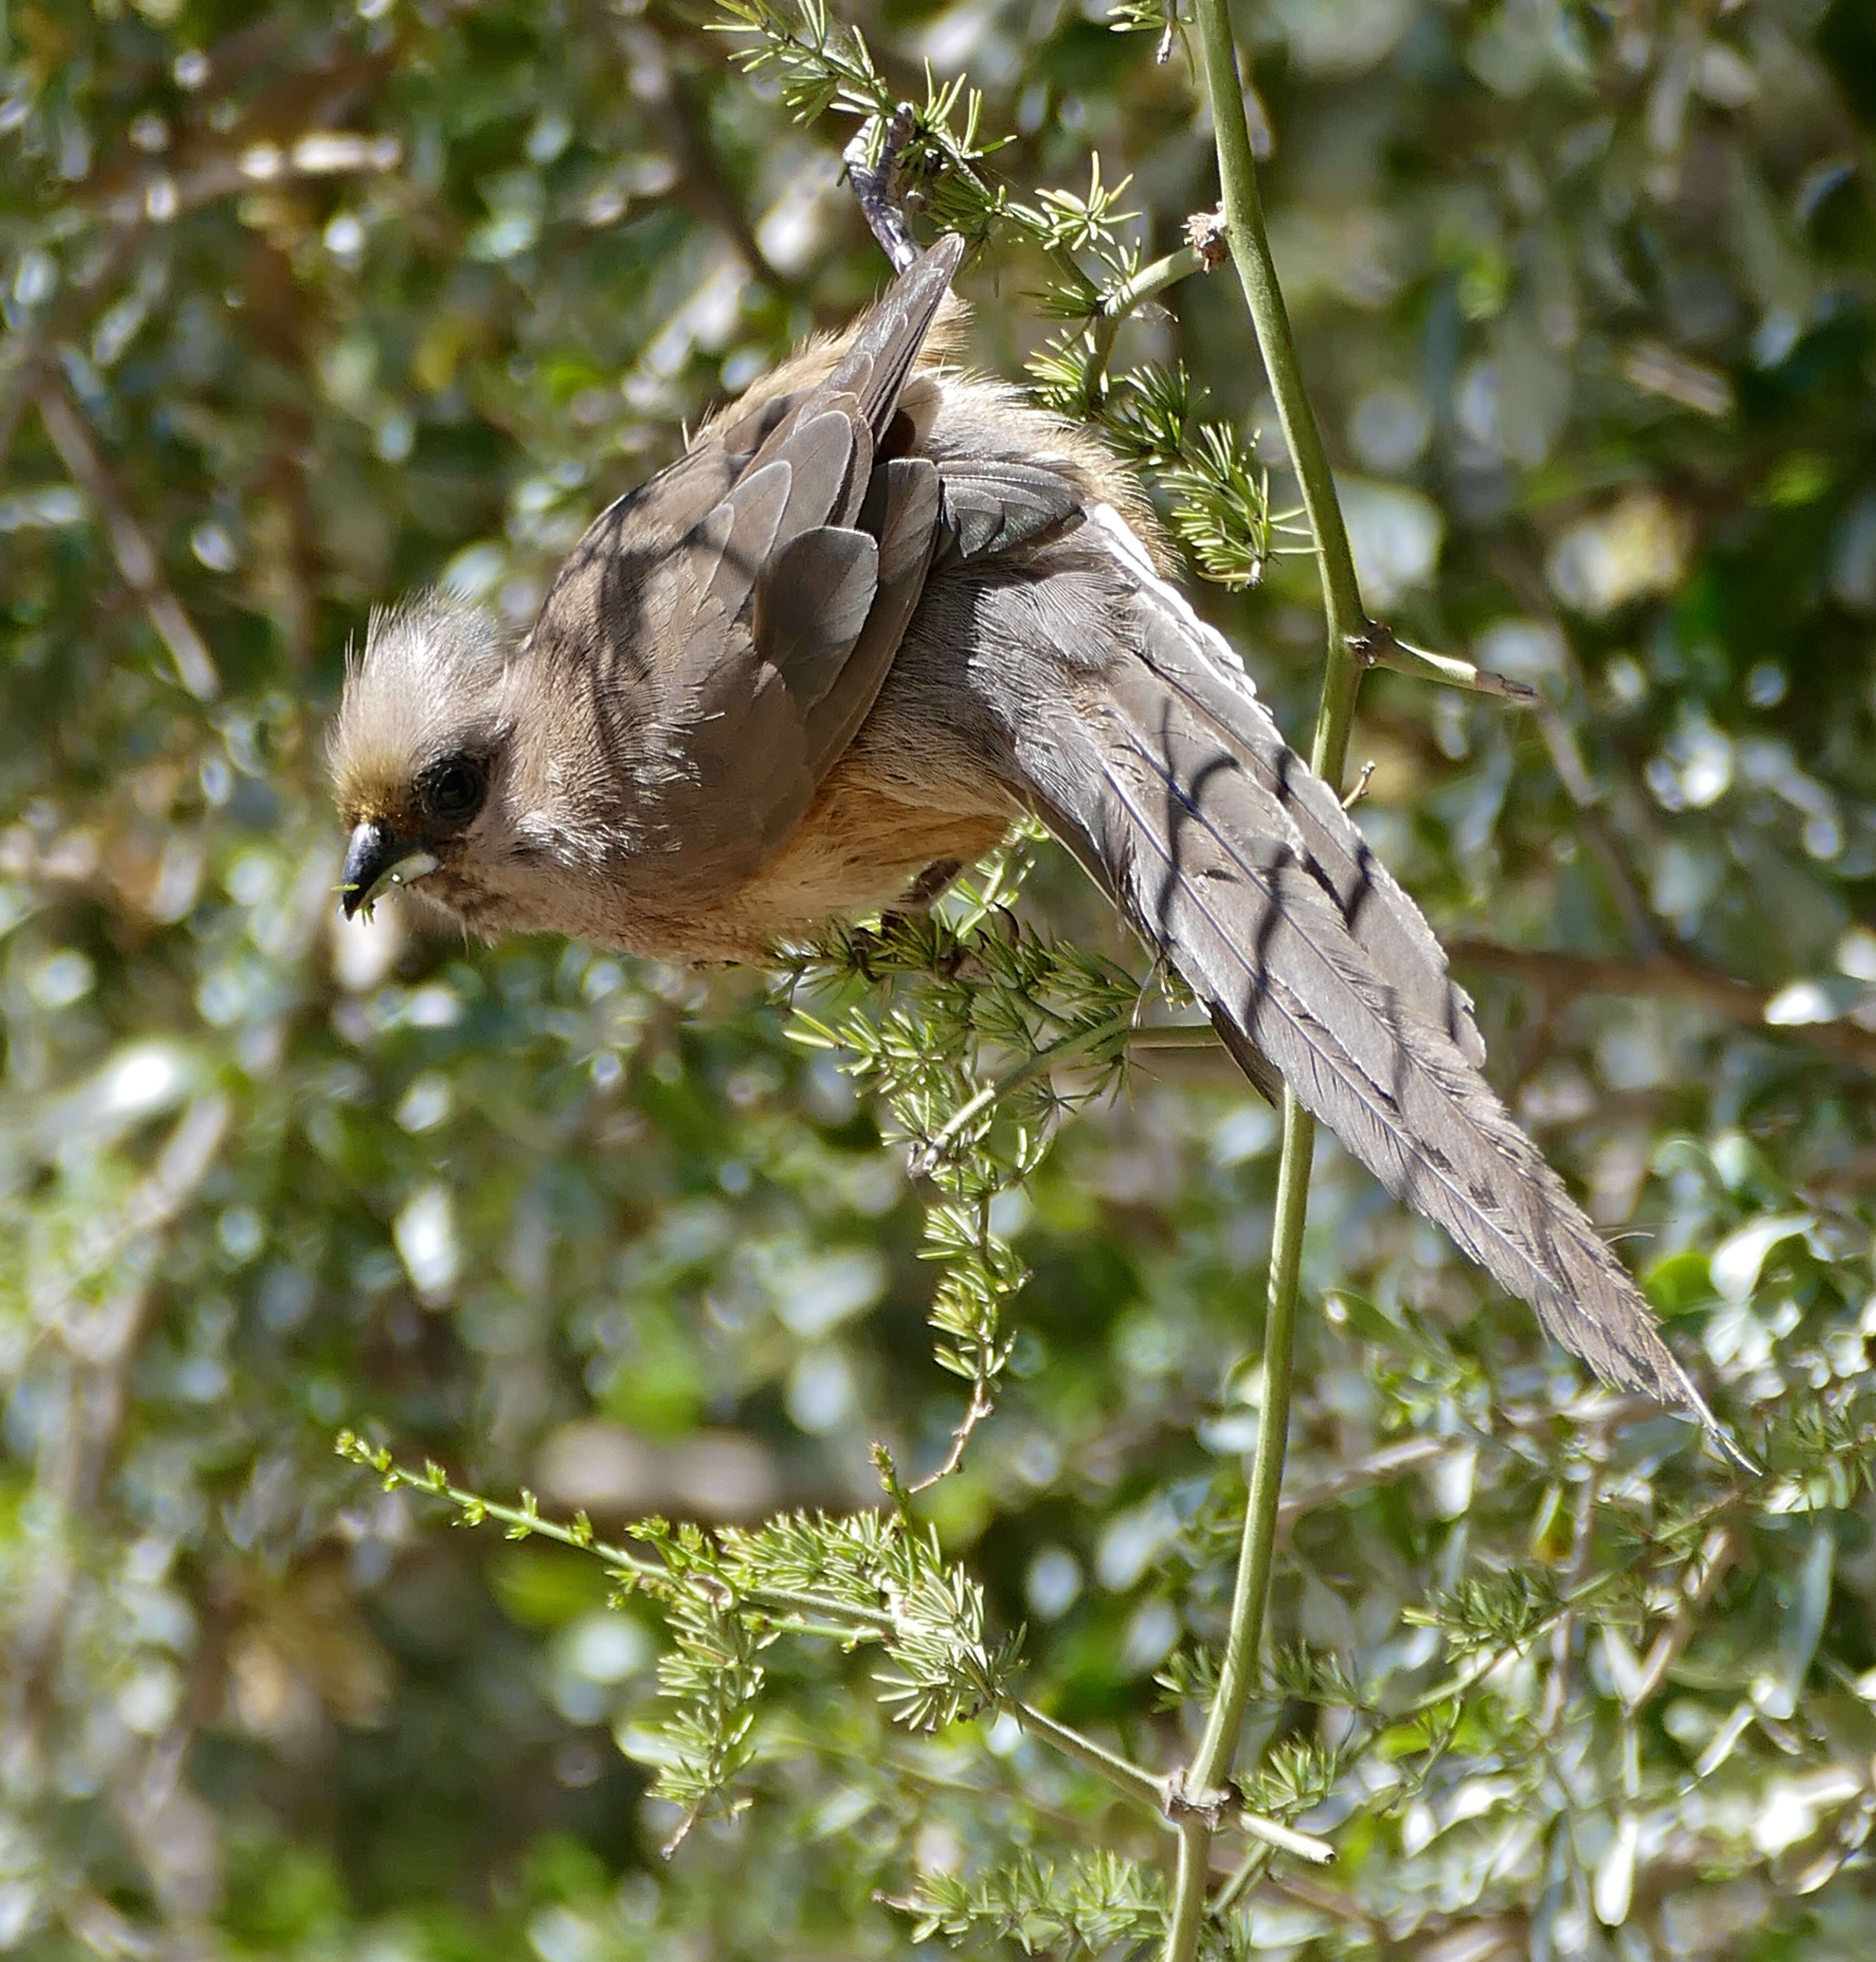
1016 506 1749 1469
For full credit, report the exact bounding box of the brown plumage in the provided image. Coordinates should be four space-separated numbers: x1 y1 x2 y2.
331 236 1748 1468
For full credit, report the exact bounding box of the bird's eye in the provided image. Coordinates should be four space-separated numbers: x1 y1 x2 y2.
421 756 487 823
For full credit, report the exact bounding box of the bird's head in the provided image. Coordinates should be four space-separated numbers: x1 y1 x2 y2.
329 592 522 925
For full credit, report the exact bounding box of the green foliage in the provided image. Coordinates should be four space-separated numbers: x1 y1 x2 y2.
347 1437 1028 1842
1036 353 1286 588
715 0 1008 241
1404 1568 1562 1660
786 856 1195 1447
900 1847 1166 1955
1236 1735 1344 1824
1156 420 1279 589
6 0 1876 1958
645 1592 770 1832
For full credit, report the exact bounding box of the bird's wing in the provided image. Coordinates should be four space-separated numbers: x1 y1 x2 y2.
531 236 964 895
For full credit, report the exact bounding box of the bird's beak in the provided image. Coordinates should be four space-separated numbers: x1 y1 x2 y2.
340 820 439 920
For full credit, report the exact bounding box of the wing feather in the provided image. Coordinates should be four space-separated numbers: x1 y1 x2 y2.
528 238 966 892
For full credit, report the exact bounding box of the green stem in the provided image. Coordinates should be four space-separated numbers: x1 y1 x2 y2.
755 1616 878 1644
1211 1842 1272 1917
348 1443 912 1635
916 1013 1132 1164
1190 0 1366 771
1393 1646 1504 1722
1165 1822 1213 1961
748 1585 897 1633
1230 1805 1334 1863
1351 623 1539 703
1187 1096 1312 1806
1165 4 1373 1956
1106 243 1209 321
1008 1697 1168 1812
918 1012 1217 1166
1009 1698 1332 1860
1128 1024 1223 1049
1088 241 1209 389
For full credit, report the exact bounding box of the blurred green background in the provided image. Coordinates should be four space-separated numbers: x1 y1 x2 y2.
4 0 1876 1956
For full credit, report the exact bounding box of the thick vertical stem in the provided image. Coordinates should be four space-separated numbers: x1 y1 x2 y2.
1185 1092 1311 1793
1190 0 1366 709
1164 1822 1213 1962
1164 3 1370 1956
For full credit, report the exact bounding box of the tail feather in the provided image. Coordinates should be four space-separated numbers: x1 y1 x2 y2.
1021 508 1749 1469
1085 508 1486 1069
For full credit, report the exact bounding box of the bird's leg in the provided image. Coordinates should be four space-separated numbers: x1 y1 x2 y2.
841 861 972 983
897 857 965 911
843 103 921 271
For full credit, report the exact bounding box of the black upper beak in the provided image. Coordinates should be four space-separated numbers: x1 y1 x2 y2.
340 819 405 920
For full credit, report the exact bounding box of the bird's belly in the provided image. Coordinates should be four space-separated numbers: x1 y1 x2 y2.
733 782 1009 940
627 775 1012 963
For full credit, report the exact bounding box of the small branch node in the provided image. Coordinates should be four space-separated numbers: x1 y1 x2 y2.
1183 206 1229 269
1163 1769 1231 1828
1163 1773 1334 1862
1344 622 1386 671
908 1380 997 1492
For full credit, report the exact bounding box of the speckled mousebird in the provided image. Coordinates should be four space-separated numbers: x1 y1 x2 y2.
330 234 1748 1468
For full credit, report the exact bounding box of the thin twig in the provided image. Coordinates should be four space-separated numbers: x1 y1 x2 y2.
1006 1698 1166 1812
354 1444 917 1636
1103 243 1209 318
1208 1842 1271 1917
909 1379 996 1492
1275 1436 1448 1542
1447 941 1876 1073
1129 1024 1223 1050
35 382 220 700
1391 1645 1508 1722
910 1012 1131 1170
909 1010 1216 1172
1625 1525 1738 1711
1264 1869 1392 1940
1087 239 1210 390
1341 760 1376 810
1224 1806 1334 1863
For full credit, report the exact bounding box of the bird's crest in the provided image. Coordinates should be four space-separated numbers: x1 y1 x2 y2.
329 591 510 821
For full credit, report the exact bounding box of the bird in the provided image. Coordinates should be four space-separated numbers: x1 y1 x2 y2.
331 233 1748 1469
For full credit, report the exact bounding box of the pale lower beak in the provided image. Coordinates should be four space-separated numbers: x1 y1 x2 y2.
340 820 439 920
